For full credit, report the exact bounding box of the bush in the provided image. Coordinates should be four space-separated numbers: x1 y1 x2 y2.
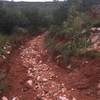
52 2 68 25
45 3 92 65
0 7 28 34
0 6 50 35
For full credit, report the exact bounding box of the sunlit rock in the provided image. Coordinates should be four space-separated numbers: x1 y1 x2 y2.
27 79 33 86
58 96 69 100
1 96 8 100
2 55 6 59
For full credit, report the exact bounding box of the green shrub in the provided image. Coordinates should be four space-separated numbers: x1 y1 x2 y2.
0 6 50 34
79 49 100 58
45 2 92 65
52 2 68 25
0 7 28 34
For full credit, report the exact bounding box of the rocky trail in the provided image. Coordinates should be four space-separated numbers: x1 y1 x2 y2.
1 33 100 100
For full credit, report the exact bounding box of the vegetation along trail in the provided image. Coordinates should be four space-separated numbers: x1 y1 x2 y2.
1 32 100 100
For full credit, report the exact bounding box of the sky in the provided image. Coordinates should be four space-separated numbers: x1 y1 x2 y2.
8 0 61 2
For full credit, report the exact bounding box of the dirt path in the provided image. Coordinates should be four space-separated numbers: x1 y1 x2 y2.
1 34 100 100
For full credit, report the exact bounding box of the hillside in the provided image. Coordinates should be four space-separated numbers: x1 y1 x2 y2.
1 32 100 100
0 1 67 16
0 0 100 16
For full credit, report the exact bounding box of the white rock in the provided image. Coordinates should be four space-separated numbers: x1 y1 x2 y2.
85 61 88 64
33 68 37 71
29 68 32 70
61 88 66 93
2 55 6 59
1 96 8 100
3 47 6 50
42 78 48 82
97 28 100 31
61 83 65 86
37 76 41 81
94 43 98 49
72 97 76 100
28 73 33 77
71 88 75 91
97 90 100 96
39 60 42 64
12 97 19 100
59 96 69 100
27 80 33 86
6 51 10 54
91 36 98 43
67 65 71 69
27 69 33 77
56 55 62 59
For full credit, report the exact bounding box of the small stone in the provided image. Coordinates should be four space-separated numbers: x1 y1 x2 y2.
59 96 69 100
42 78 48 82
2 55 6 59
28 73 33 77
61 83 65 87
3 47 6 50
39 60 42 64
6 51 10 54
41 97 48 100
71 88 75 91
29 68 32 70
49 73 55 79
1 96 8 100
12 97 19 100
97 90 100 96
61 88 66 93
51 84 55 88
97 83 100 89
85 61 88 64
33 68 37 71
27 69 33 77
27 80 33 86
72 97 76 100
94 43 98 49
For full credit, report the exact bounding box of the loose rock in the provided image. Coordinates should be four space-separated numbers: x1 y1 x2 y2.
72 97 76 100
1 96 8 100
58 96 69 100
27 80 33 86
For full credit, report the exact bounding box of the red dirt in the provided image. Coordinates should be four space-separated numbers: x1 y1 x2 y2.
0 33 100 100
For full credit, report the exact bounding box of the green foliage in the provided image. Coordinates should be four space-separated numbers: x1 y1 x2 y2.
52 2 68 25
79 50 100 58
45 0 94 65
0 5 50 34
0 69 7 92
0 7 28 34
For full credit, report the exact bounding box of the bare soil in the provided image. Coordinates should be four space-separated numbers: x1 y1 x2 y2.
0 33 100 100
